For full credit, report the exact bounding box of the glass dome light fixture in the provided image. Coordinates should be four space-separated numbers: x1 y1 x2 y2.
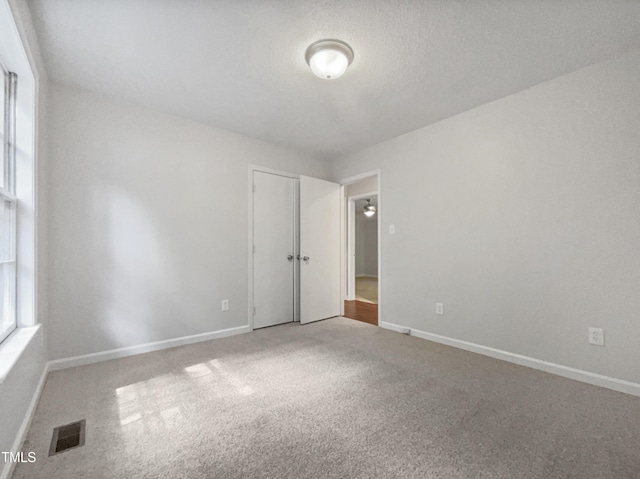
363 199 376 217
305 39 354 80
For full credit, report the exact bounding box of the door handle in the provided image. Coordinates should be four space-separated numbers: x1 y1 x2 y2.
287 255 294 261
302 256 310 262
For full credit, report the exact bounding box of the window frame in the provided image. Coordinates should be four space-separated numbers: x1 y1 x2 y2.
0 60 17 345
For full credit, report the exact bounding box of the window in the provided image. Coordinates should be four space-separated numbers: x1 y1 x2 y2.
0 61 17 344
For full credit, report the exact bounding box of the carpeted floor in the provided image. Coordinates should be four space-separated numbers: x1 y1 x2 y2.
13 317 640 478
355 276 378 304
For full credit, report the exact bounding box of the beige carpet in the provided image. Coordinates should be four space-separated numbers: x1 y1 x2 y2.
355 276 378 304
14 317 640 478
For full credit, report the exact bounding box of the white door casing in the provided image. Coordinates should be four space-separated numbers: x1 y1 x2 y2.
299 176 341 324
253 171 295 329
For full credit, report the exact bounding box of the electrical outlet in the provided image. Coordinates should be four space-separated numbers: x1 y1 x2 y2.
588 327 604 346
389 224 396 235
436 302 444 315
221 300 229 312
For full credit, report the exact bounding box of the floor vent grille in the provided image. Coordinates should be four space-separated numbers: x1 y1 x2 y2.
49 419 86 456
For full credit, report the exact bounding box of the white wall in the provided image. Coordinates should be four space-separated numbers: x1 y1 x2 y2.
332 49 640 384
346 176 377 197
354 201 378 277
354 215 366 275
0 328 46 466
363 218 378 277
47 84 331 360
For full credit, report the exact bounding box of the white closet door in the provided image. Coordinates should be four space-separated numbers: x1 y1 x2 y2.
253 171 295 329
299 176 341 324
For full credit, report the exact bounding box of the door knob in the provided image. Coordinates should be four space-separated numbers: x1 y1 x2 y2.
303 256 310 262
287 255 294 261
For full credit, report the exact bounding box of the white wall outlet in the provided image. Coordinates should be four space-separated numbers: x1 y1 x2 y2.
389 224 396 235
221 300 229 312
588 327 604 346
436 302 444 315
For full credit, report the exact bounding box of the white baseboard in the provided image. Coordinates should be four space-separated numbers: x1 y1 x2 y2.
379 321 640 397
379 321 409 334
378 321 410 335
48 325 251 371
1 362 49 479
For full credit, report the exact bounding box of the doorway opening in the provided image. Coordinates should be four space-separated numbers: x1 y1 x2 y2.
341 173 380 326
353 196 378 303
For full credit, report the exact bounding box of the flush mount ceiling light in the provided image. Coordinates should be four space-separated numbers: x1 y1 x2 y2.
305 39 354 80
363 199 376 217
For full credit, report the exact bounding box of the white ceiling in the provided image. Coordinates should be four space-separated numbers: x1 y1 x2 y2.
28 0 640 159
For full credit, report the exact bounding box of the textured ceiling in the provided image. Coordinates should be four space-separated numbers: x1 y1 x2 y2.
28 0 640 159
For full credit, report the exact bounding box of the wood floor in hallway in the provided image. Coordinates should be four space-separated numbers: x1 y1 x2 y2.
344 300 378 325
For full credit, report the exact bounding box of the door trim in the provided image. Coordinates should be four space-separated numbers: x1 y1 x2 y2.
339 170 382 324
248 165 300 331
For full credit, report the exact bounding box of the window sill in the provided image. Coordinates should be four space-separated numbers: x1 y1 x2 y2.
0 324 41 385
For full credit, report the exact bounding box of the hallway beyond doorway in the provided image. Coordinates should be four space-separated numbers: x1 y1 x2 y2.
355 276 377 304
345 277 378 325
344 300 377 325
342 173 380 327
